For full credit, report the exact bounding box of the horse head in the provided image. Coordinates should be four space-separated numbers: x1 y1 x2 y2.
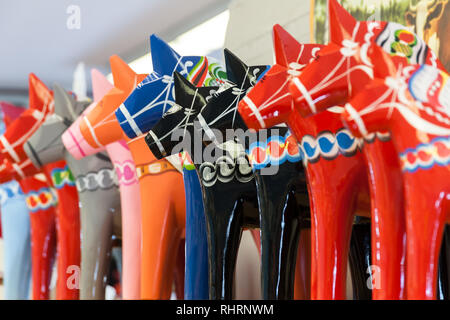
115 34 221 139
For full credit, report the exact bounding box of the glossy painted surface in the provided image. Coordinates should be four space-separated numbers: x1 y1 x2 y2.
294 227 311 300
20 175 57 300
0 74 53 164
25 104 82 300
73 54 186 299
194 49 315 299
0 74 67 300
113 36 227 299
0 157 73 301
146 55 312 299
146 71 250 299
0 103 31 300
115 34 223 139
26 82 121 300
43 160 80 300
348 218 372 300
19 81 83 300
62 72 141 299
174 239 186 300
238 25 372 299
182 162 209 300
282 1 414 299
284 0 448 299
341 45 449 299
62 71 142 300
0 180 31 299
22 110 81 301
128 137 186 299
438 226 450 300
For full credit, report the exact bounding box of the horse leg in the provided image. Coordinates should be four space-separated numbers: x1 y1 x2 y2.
294 225 311 300
1 192 32 299
117 182 142 300
79 190 116 300
437 225 450 299
54 186 81 300
183 169 209 299
309 179 356 300
259 188 301 299
406 187 447 299
29 208 57 299
174 239 185 300
348 218 372 300
204 193 244 300
140 173 183 299
364 141 406 300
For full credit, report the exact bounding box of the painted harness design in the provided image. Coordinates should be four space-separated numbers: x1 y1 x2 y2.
299 129 391 165
50 165 76 189
0 180 23 206
25 187 58 212
113 160 138 185
75 168 118 193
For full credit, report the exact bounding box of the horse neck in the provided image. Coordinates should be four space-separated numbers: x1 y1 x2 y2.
105 141 133 165
127 135 157 166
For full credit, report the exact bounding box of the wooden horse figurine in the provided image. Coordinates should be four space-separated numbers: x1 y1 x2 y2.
62 69 142 300
147 62 372 299
238 24 378 299
0 157 57 300
0 74 75 299
195 47 373 299
71 53 186 299
114 35 234 299
24 83 122 300
0 103 32 299
1 73 95 300
193 48 311 299
146 71 258 300
341 45 449 299
286 0 449 299
0 179 32 299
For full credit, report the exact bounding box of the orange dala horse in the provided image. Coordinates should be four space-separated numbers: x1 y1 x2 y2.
71 55 186 299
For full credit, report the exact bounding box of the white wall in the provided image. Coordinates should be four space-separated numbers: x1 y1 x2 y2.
225 0 311 65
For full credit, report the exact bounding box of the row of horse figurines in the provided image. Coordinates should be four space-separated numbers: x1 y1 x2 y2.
0 0 449 300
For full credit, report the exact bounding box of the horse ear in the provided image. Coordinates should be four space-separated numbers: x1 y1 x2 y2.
369 45 401 79
29 73 52 110
53 84 77 119
150 34 182 75
328 0 357 44
272 24 302 66
224 48 268 87
91 69 113 102
224 48 250 86
173 71 197 106
110 55 138 93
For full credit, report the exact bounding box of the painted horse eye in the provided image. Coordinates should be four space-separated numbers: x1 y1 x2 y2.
165 103 182 115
